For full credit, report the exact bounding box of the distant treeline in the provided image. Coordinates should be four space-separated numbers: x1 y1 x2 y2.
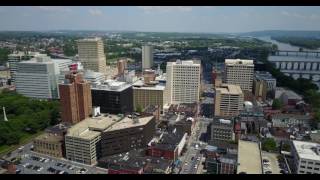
271 36 320 50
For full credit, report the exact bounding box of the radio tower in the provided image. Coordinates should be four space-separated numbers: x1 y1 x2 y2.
3 107 8 122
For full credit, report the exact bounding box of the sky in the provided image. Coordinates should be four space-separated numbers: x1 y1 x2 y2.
0 6 320 33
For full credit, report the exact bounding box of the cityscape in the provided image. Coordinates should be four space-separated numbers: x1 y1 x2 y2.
0 6 320 175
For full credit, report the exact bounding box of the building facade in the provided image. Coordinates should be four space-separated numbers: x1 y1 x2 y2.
100 116 155 157
142 45 154 70
210 118 235 143
133 80 165 112
166 60 201 104
77 37 107 74
91 80 133 114
117 59 127 75
59 71 92 125
214 84 244 117
224 59 254 92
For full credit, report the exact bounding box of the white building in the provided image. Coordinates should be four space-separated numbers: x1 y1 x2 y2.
15 55 72 99
142 45 154 70
8 51 41 82
77 37 107 74
224 59 254 92
292 140 320 174
166 60 201 104
83 70 105 84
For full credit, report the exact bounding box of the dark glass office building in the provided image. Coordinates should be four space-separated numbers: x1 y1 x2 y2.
91 81 133 114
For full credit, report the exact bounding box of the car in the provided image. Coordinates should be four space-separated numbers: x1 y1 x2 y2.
56 162 62 167
280 169 288 174
44 159 50 163
184 162 188 166
194 165 197 169
16 169 21 174
265 171 272 174
62 172 69 174
59 171 65 174
263 159 270 163
37 167 43 172
191 157 194 161
26 164 33 169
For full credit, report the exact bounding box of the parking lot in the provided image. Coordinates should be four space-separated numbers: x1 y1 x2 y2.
15 151 107 174
262 152 289 174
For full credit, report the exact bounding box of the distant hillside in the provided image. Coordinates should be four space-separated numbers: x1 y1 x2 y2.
240 30 320 38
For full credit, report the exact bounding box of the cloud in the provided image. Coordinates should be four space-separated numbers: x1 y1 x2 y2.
281 10 320 20
89 9 103 16
36 6 72 13
137 6 192 13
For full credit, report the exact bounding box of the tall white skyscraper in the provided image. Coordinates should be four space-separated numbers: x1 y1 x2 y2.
77 37 107 74
166 60 201 104
142 45 154 70
15 55 72 99
224 59 254 92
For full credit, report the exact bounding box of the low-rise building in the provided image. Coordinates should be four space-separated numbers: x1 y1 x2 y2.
147 130 187 161
272 114 312 128
210 117 235 144
292 140 320 174
98 149 173 174
205 154 237 174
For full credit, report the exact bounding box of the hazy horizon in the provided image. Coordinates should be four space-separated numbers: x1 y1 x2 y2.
0 6 320 33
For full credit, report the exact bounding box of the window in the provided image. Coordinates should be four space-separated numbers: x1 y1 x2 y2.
300 166 306 168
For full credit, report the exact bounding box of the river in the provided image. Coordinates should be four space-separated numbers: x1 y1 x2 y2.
257 36 320 52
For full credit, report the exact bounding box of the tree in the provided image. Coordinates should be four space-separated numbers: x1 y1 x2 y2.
136 105 143 113
282 143 291 152
262 138 277 152
272 99 283 110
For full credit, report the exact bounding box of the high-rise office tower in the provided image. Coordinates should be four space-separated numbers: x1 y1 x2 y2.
117 59 127 75
142 45 154 70
224 59 254 92
8 51 40 82
214 84 244 117
77 37 107 74
15 55 71 99
166 60 201 104
59 68 92 125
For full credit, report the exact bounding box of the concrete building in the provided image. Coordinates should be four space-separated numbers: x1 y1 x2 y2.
237 140 262 174
210 118 235 144
292 140 320 174
272 114 312 128
8 51 40 82
33 133 65 158
166 60 201 104
214 84 244 117
83 70 105 84
65 114 122 165
15 55 72 99
142 45 154 70
91 80 133 114
101 115 155 157
59 71 92 125
132 79 165 112
117 59 127 75
253 78 268 102
205 155 237 174
77 37 107 74
224 59 254 92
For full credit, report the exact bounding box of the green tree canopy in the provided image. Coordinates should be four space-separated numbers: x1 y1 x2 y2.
262 138 277 152
272 99 283 110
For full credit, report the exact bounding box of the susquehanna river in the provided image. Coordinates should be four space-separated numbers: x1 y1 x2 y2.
258 36 320 52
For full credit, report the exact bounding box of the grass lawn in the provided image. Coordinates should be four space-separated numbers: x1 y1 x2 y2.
0 131 43 157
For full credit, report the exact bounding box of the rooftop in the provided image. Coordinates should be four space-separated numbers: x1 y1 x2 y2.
168 59 201 66
225 59 254 66
105 116 154 132
91 80 132 92
132 79 165 91
35 133 64 142
255 71 276 81
269 55 320 63
216 84 243 95
237 140 262 174
77 37 102 42
66 114 124 140
292 140 320 161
